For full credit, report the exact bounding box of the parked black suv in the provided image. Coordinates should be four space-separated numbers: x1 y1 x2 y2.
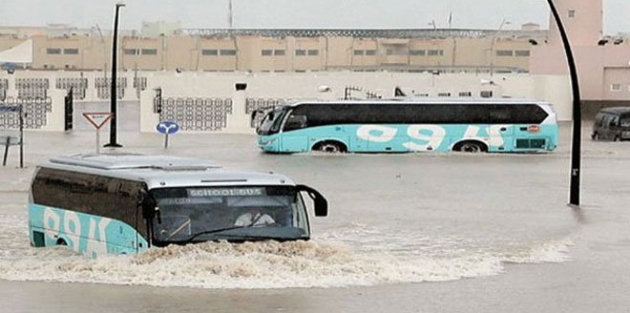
592 107 630 141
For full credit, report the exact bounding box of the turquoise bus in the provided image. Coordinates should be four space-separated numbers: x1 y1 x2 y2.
28 154 327 257
254 98 558 153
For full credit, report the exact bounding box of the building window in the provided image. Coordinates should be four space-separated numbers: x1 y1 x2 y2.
458 91 472 97
46 48 62 55
295 49 306 56
220 49 237 56
201 49 218 56
274 49 285 56
480 90 493 98
365 49 377 56
410 50 426 56
307 49 319 56
261 49 273 56
141 49 157 55
437 92 451 97
515 50 530 57
611 83 621 92
63 48 79 55
123 49 138 55
496 50 514 57
427 50 443 56
568 10 576 18
354 50 364 56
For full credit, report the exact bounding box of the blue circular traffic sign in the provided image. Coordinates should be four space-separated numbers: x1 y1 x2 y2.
156 121 180 135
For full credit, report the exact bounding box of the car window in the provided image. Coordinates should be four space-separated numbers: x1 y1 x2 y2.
601 114 612 127
610 116 620 126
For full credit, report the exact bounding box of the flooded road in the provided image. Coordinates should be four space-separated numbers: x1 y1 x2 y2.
1 122 629 312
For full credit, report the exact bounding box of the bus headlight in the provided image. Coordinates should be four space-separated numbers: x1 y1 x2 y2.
258 138 277 146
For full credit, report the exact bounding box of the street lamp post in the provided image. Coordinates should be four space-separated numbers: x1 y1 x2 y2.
489 18 510 77
105 2 125 148
545 0 582 206
428 20 436 30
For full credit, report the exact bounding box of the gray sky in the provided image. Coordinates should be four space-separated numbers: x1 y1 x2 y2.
0 0 628 35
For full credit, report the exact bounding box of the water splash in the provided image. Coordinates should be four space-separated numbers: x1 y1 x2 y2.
0 237 572 289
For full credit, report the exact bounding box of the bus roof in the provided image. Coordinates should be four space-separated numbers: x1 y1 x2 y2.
40 153 295 189
282 97 552 107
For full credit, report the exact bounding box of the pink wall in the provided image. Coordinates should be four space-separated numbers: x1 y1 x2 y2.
548 0 602 47
531 0 630 101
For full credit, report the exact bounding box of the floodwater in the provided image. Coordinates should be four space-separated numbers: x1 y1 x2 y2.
1 123 630 313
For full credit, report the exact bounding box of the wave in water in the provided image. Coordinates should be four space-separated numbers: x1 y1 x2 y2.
0 237 571 289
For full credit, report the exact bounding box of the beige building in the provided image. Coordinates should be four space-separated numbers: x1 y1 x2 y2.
0 26 545 74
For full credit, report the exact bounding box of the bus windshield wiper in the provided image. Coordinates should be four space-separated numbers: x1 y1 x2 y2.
180 225 253 243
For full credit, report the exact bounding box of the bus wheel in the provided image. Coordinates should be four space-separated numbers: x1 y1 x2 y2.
591 132 599 140
455 141 487 153
613 136 620 142
56 238 68 246
313 141 346 153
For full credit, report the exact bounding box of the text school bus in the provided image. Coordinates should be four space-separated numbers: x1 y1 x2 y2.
254 98 558 153
28 154 327 257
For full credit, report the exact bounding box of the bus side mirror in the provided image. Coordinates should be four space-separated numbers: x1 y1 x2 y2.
296 184 328 217
251 109 262 121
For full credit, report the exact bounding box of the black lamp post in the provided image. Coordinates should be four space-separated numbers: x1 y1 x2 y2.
105 2 125 148
545 0 582 206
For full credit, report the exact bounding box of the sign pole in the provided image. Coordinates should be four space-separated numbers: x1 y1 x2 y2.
164 133 169 149
96 128 101 154
19 104 23 168
2 137 9 166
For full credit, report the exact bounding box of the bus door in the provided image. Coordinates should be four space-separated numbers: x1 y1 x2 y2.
281 113 311 152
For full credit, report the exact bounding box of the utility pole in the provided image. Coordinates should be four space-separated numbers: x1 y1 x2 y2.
105 2 125 148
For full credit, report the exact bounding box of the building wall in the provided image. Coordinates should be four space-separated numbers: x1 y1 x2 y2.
548 0 602 46
1 32 541 74
530 0 630 103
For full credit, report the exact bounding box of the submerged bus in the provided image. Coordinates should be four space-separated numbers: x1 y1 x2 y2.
254 98 558 153
28 154 327 257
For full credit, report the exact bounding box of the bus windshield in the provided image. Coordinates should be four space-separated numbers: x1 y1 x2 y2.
150 185 310 244
257 107 288 135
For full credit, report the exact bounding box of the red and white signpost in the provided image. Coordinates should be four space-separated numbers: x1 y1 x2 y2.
83 112 112 154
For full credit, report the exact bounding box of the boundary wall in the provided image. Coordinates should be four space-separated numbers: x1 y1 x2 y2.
0 71 573 134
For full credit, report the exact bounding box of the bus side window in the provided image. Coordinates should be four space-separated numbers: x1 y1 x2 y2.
284 115 308 131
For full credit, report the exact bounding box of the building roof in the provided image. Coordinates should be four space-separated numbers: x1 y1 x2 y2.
181 28 547 40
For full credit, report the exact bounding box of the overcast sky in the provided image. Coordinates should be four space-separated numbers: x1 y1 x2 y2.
0 0 628 35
